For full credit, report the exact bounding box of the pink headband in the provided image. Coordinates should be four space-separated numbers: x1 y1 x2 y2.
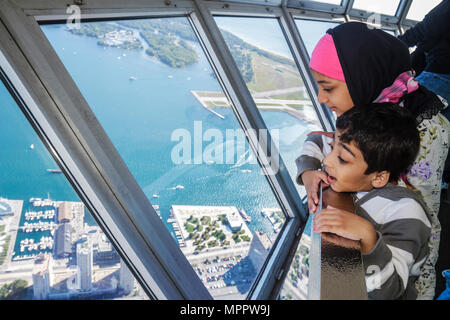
309 33 346 82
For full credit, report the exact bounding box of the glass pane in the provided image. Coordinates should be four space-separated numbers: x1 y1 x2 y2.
295 19 340 57
279 217 313 300
382 29 397 36
0 76 147 300
406 0 442 21
42 18 286 299
352 0 401 16
215 17 324 198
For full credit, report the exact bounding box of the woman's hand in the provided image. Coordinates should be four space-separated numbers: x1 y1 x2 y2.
301 170 329 214
313 206 378 254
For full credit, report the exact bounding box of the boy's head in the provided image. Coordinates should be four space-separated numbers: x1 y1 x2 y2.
323 103 419 193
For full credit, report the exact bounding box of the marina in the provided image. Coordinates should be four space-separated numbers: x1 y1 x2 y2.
12 197 61 261
20 221 58 233
24 209 56 221
18 237 54 253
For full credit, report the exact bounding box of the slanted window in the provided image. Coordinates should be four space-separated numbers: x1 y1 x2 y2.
0 73 147 300
42 17 288 299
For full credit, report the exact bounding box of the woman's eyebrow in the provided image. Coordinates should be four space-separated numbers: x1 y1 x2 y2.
318 80 333 85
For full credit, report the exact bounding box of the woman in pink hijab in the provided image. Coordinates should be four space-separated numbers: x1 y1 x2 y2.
296 22 450 300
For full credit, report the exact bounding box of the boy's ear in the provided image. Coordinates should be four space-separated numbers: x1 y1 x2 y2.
371 171 390 188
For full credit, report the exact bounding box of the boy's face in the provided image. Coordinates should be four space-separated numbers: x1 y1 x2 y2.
323 131 380 193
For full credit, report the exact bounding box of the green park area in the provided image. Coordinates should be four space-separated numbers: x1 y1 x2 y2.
184 214 250 252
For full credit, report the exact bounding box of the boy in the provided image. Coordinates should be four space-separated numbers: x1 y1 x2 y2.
310 103 431 300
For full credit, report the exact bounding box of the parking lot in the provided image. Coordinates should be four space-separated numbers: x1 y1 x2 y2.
193 255 256 297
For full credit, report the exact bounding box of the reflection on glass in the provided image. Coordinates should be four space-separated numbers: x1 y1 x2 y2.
42 18 286 299
352 0 401 16
382 29 397 37
0 78 146 300
406 0 442 21
279 217 312 300
215 17 323 198
295 19 340 57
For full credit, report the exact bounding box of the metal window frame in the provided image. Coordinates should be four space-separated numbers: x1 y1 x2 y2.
287 0 346 14
0 0 319 300
0 0 212 300
187 0 312 299
0 0 421 300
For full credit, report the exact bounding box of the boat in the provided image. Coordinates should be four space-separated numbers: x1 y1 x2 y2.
239 208 252 223
29 144 34 150
47 169 62 173
129 76 137 81
152 194 159 198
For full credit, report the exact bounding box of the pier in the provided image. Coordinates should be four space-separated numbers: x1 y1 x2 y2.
0 199 23 271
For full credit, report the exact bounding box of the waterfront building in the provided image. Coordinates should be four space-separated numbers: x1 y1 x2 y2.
226 209 243 232
32 253 53 299
55 223 72 258
248 231 272 271
57 201 73 223
0 199 14 217
76 237 93 291
119 259 135 295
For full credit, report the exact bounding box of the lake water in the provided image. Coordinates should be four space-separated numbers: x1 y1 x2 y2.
0 20 314 255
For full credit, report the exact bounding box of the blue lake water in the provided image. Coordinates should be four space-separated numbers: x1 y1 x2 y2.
0 21 314 255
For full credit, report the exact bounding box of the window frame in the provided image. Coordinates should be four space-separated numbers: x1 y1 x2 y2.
0 0 422 300
0 0 321 300
0 0 211 300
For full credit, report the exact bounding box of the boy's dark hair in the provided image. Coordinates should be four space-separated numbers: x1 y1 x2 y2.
336 103 420 182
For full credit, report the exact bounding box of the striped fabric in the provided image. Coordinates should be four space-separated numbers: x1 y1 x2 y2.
354 185 431 300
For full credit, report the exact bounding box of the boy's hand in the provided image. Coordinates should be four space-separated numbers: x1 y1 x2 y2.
313 206 378 254
301 170 329 213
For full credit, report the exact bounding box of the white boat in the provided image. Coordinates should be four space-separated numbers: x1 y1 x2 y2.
239 208 252 222
152 194 159 198
30 144 34 150
47 169 62 173
129 76 137 81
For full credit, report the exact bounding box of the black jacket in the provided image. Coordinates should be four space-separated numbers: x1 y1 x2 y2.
398 0 450 75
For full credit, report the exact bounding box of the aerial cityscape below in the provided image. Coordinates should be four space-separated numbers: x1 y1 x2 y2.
0 17 317 299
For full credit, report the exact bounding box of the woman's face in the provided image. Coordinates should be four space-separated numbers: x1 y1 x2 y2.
311 69 354 117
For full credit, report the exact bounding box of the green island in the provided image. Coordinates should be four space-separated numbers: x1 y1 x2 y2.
66 20 198 68
65 19 300 85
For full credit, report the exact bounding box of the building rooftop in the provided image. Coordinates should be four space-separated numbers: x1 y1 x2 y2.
33 254 51 275
57 201 73 222
254 230 273 250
